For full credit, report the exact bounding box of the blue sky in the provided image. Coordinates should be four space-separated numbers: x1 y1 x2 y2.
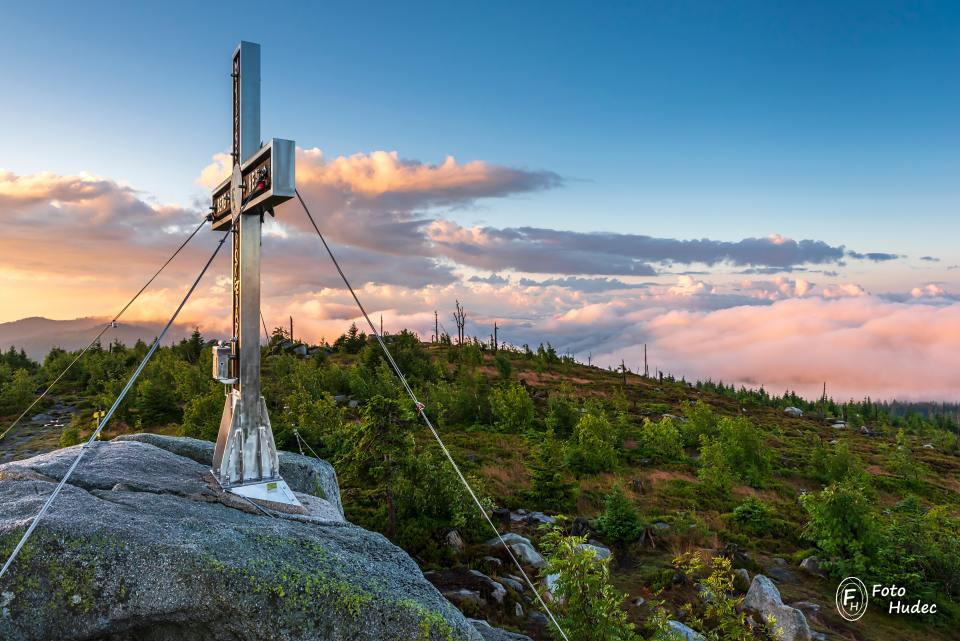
2 1 957 261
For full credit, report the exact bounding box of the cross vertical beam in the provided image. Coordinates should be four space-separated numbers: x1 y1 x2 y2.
210 42 300 508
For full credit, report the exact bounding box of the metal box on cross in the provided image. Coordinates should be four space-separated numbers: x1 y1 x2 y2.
208 41 300 509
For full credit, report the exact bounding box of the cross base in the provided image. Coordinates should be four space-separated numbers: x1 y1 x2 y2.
212 390 302 509
213 476 305 512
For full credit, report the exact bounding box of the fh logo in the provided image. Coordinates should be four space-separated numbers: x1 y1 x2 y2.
836 577 869 621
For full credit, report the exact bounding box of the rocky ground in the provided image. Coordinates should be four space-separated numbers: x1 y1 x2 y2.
0 399 75 464
0 436 528 641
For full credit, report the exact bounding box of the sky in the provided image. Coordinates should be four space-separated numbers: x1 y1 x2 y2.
1 1 959 401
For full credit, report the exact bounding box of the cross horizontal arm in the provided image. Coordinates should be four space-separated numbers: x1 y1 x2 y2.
210 139 296 230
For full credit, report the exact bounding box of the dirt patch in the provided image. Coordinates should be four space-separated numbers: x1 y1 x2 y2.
645 469 698 486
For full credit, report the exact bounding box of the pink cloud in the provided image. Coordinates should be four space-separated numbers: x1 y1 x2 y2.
598 296 960 401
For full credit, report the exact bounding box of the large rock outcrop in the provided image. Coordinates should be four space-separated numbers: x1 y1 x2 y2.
0 436 484 641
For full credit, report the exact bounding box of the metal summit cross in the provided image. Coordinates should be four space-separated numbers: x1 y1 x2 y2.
208 41 300 508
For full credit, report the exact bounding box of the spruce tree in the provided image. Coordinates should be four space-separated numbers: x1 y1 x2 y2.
596 484 641 545
337 395 416 539
528 427 577 512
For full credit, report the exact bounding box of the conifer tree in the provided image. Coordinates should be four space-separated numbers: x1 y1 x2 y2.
337 395 416 539
596 484 641 545
528 427 577 512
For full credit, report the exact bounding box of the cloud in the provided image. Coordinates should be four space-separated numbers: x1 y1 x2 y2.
295 149 562 210
820 283 867 299
5 159 956 402
516 276 642 292
920 256 940 262
199 148 563 259
586 296 960 401
846 250 901 262
468 273 510 285
427 226 857 275
737 277 813 300
911 283 947 299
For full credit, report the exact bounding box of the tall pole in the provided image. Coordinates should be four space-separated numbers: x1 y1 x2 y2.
435 310 438 342
234 42 264 479
289 315 294 342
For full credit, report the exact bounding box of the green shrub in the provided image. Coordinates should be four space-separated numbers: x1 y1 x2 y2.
545 382 579 438
800 476 879 577
680 401 720 447
277 387 345 455
493 352 512 379
180 384 225 442
698 416 771 491
489 382 535 432
540 529 641 641
873 496 960 600
811 439 863 483
596 485 641 545
886 429 926 488
636 416 685 463
669 551 764 641
59 424 82 448
731 497 774 536
0 368 34 415
568 411 618 474
134 378 182 427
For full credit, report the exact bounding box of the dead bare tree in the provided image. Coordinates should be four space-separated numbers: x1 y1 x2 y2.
452 300 466 346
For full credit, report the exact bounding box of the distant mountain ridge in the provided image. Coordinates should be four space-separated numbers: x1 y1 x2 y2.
0 316 197 361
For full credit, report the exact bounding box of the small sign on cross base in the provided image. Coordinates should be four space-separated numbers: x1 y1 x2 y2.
208 41 302 511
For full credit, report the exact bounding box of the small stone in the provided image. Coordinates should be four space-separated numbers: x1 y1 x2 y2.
527 610 548 625
468 619 533 641
442 588 484 609
514 602 523 617
525 511 556 526
444 529 464 552
70 595 82 606
492 507 511 526
766 565 794 583
576 542 612 561
799 556 824 577
791 601 821 615
500 576 524 593
667 620 707 641
732 568 751 592
485 533 545 569
632 596 646 607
